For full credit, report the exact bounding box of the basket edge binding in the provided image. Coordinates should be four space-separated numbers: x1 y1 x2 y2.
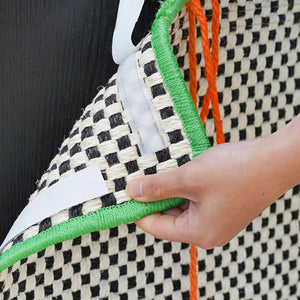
151 0 210 157
0 0 210 273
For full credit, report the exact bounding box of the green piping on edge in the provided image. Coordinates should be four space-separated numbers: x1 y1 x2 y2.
0 0 211 273
0 198 184 272
151 0 210 157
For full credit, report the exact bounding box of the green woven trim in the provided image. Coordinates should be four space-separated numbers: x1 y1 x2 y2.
0 198 184 272
151 0 210 157
0 0 210 273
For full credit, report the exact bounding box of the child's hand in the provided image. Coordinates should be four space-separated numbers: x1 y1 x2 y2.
126 116 300 249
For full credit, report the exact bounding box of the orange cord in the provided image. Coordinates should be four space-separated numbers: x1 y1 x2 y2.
186 3 197 108
185 1 225 299
189 244 198 300
200 0 220 124
192 0 225 144
185 4 199 300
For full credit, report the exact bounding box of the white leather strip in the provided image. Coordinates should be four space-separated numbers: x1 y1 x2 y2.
1 165 109 251
112 0 145 64
117 52 167 155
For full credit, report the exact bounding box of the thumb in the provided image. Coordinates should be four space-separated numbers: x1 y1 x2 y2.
126 169 185 202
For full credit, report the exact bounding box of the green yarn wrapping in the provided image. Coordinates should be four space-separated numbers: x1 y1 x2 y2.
0 0 211 273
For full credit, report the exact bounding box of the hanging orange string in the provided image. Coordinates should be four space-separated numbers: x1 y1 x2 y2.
185 0 225 299
192 0 225 144
185 3 199 300
189 243 198 300
186 3 197 108
200 0 221 125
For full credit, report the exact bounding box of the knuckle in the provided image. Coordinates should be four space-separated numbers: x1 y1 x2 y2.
197 231 220 250
199 239 216 250
177 166 205 196
145 176 162 200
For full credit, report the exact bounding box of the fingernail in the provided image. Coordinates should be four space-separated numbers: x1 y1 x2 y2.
127 180 143 199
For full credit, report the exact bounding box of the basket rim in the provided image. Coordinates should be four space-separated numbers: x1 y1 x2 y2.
151 0 210 157
0 0 210 273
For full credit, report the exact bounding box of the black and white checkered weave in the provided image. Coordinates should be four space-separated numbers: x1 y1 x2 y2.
170 1 300 298
1 225 191 299
171 1 300 144
0 32 194 299
1 34 192 254
1 0 300 298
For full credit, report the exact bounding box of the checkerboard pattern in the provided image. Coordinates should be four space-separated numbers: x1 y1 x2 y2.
2 34 192 254
169 1 300 298
1 0 300 298
0 224 191 299
171 1 300 145
0 31 194 299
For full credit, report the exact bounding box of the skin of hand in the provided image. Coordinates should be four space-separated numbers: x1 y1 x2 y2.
126 115 300 249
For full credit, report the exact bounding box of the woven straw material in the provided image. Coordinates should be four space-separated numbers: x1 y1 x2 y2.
0 31 195 299
172 1 300 143
1 0 300 299
2 34 193 255
1 225 191 299
0 30 196 297
170 1 300 298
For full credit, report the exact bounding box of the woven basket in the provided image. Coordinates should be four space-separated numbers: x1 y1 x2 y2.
1 0 300 299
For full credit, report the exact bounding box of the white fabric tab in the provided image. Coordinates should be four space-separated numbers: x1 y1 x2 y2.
112 0 145 64
117 52 168 155
1 165 109 251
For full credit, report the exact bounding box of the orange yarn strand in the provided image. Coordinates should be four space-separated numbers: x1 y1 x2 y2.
192 0 216 123
186 3 198 109
211 0 220 69
186 4 199 300
200 0 220 124
189 244 198 300
186 0 225 298
210 0 224 144
200 91 211 124
193 0 225 144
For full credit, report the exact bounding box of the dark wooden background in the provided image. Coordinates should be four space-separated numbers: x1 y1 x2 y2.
0 1 161 242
